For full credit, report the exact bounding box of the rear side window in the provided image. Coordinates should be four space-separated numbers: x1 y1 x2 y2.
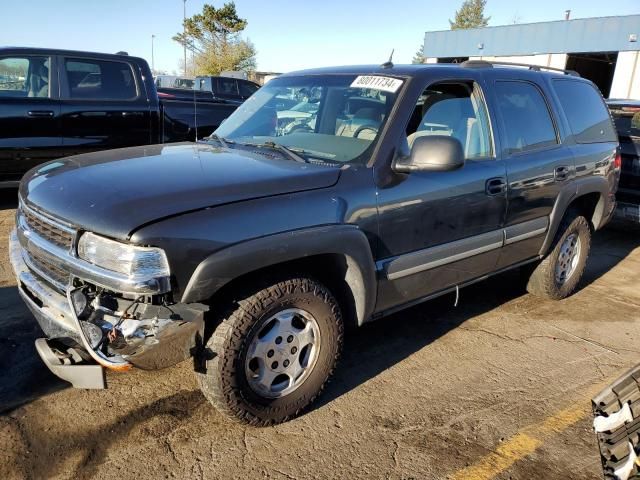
217 77 238 96
64 58 137 100
552 80 617 143
239 81 259 97
0 56 50 98
495 81 558 154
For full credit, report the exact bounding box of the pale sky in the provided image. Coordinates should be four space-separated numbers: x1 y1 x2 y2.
2 0 639 74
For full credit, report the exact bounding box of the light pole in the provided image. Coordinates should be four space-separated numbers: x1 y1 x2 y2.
151 34 155 74
183 0 187 76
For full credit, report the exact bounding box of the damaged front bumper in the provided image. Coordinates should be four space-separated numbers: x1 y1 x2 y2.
9 227 207 389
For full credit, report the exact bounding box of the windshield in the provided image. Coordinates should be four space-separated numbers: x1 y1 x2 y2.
212 74 403 163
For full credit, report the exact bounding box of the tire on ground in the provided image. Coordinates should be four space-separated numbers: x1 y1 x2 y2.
196 276 343 426
526 210 591 300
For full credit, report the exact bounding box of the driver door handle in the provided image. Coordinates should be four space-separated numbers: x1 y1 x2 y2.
27 110 54 117
486 177 507 196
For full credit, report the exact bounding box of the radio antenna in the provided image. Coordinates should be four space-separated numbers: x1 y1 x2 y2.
381 49 394 69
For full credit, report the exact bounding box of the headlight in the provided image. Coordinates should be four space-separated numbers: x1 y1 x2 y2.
77 232 170 278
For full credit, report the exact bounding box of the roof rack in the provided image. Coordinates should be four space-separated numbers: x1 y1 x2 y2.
460 60 580 77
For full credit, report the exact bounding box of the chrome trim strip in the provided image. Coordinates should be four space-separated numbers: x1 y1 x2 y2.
17 215 170 295
384 229 504 281
504 227 548 245
504 217 549 245
382 217 549 281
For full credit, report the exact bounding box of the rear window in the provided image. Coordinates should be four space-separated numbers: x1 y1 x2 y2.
552 80 617 144
64 58 138 100
495 81 558 154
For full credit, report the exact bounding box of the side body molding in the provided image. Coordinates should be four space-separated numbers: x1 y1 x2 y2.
539 176 609 256
180 225 377 326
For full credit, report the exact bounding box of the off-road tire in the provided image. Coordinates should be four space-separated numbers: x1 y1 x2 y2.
196 277 343 426
526 210 591 300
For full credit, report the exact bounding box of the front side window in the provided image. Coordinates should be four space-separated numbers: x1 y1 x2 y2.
0 56 50 98
406 81 493 159
552 80 617 144
213 74 403 164
495 81 558 154
64 58 137 100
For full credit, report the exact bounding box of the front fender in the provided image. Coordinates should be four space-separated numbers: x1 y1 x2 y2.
180 225 377 326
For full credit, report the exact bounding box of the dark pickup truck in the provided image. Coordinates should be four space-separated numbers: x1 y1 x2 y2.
608 99 640 223
0 47 238 187
10 61 619 426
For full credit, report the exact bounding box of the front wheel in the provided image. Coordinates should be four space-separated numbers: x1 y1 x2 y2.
526 211 591 300
196 277 343 426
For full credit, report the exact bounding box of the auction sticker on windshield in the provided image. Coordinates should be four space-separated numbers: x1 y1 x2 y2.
350 76 403 93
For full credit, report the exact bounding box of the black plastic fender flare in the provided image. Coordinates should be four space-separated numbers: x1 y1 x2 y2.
539 176 610 256
180 225 377 326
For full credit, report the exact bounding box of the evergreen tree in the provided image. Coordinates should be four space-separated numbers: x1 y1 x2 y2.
412 44 426 64
173 2 257 75
449 0 490 30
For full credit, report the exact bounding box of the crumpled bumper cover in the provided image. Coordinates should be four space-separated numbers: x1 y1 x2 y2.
9 228 207 387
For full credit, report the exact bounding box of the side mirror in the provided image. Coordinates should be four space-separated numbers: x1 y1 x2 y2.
393 135 465 173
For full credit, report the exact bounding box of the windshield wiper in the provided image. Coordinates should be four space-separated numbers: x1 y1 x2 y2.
252 141 309 163
208 134 233 148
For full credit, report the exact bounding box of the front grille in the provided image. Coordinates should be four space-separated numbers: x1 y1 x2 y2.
27 251 69 291
22 206 74 249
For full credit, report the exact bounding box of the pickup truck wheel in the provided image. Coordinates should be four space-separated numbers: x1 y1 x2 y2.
196 277 343 426
526 211 591 300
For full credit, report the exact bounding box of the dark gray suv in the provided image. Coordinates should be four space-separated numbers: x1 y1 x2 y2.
10 60 620 425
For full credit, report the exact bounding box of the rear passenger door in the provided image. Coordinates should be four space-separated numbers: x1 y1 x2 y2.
491 78 575 269
0 54 62 183
59 56 152 157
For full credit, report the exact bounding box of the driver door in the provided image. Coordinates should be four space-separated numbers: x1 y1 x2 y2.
375 79 507 311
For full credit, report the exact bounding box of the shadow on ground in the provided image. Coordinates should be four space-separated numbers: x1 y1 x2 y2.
0 188 18 210
0 286 67 413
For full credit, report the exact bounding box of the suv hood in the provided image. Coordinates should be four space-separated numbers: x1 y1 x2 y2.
20 143 341 240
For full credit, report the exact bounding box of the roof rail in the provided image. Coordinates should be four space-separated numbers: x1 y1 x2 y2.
460 59 580 77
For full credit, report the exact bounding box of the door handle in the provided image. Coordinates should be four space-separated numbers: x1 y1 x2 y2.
555 166 570 181
486 177 507 196
27 110 54 117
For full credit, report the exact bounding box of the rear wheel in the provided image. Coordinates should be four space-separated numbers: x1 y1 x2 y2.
526 211 591 300
196 277 343 426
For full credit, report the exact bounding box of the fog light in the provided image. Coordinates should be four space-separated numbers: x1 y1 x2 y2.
71 289 89 318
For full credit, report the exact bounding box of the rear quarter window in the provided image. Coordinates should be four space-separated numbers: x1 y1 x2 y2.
552 79 617 144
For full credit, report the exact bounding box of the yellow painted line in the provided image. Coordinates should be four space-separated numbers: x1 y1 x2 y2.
449 392 598 480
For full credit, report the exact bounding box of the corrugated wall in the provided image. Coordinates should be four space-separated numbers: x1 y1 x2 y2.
424 15 640 58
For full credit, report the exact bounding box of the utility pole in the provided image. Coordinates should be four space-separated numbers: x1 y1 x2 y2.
151 34 155 74
183 0 187 76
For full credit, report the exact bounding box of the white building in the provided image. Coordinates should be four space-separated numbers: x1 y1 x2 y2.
423 15 640 99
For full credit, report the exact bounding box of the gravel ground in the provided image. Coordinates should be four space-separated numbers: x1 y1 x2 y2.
1 189 639 480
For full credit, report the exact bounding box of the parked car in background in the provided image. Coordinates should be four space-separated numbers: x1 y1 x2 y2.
607 99 640 223
154 74 194 89
0 47 238 187
10 61 619 426
195 75 260 104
